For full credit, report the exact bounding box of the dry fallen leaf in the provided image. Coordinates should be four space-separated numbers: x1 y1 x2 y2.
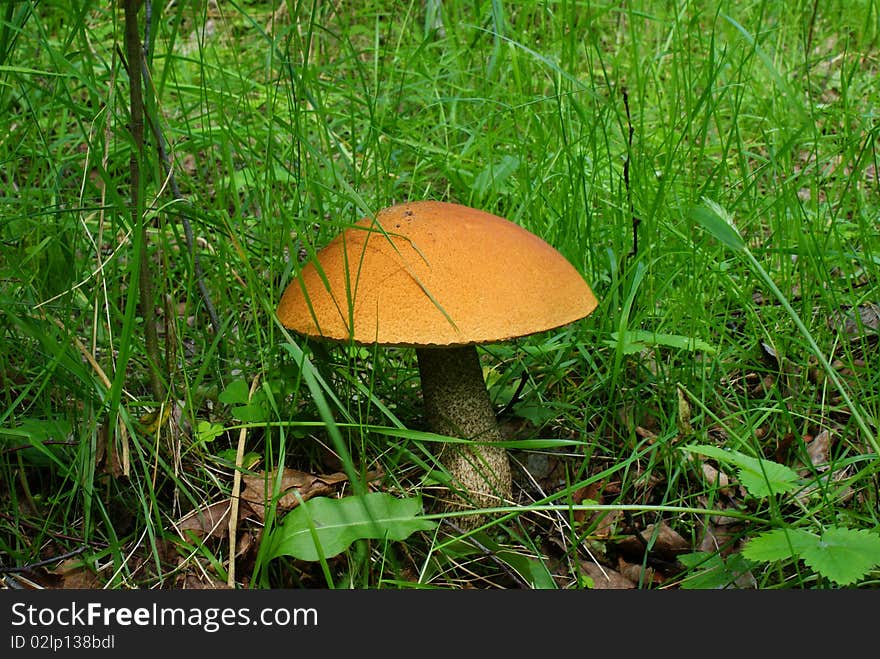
804 429 831 471
175 562 232 589
829 302 880 338
242 468 349 520
701 461 734 496
235 529 256 559
177 499 258 539
795 429 854 504
698 516 744 555
571 481 601 525
691 492 743 527
580 561 635 589
46 559 103 589
677 385 693 435
795 465 853 504
616 521 690 562
617 557 659 586
181 574 231 589
572 481 621 539
178 499 231 538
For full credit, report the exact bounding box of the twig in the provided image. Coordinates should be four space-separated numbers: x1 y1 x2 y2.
227 374 260 588
0 547 88 574
140 72 223 348
123 0 165 401
0 440 78 456
140 1 223 354
804 0 820 64
622 86 639 260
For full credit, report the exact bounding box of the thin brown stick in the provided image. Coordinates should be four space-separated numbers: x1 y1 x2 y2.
622 86 639 260
227 374 260 588
137 0 223 357
124 0 165 401
140 63 224 352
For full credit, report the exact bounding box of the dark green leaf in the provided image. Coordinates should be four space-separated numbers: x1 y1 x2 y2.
267 492 436 562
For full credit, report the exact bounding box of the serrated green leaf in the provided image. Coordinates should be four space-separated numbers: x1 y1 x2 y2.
801 527 880 586
685 444 800 497
690 201 746 251
267 492 437 562
735 460 800 497
741 528 817 562
743 527 880 586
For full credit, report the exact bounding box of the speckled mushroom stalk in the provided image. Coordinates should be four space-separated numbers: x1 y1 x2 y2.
416 346 512 515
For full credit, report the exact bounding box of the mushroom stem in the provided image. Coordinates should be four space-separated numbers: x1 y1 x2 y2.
416 346 513 523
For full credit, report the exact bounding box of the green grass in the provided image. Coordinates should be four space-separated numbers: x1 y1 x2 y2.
1 0 879 589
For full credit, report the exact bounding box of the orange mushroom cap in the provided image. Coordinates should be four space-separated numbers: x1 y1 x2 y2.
277 201 598 347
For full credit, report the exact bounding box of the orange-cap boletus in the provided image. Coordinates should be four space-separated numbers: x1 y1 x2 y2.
277 201 598 523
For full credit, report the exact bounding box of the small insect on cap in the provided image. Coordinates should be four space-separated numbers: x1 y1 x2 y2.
277 200 598 347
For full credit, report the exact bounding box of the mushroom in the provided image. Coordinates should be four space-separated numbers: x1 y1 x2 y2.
277 201 598 524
